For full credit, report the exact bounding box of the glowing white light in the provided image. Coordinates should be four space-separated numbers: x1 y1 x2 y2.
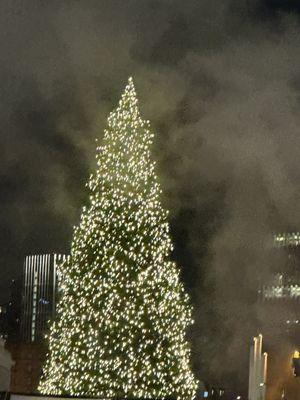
38 78 198 399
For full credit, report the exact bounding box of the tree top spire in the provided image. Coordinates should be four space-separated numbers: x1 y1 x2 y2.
117 76 139 113
127 76 135 91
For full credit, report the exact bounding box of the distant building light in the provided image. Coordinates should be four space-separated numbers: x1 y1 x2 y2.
292 351 300 376
274 232 300 247
293 350 300 359
21 253 67 343
39 298 50 305
203 391 209 398
263 284 300 300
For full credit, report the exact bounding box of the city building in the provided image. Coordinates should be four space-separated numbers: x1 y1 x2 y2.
21 254 66 343
259 233 300 338
8 342 46 394
0 337 14 391
0 279 22 343
258 232 300 399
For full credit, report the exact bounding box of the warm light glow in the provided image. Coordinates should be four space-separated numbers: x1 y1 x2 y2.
293 350 300 359
38 77 198 399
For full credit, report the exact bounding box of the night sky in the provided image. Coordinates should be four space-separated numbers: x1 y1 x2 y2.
1 0 300 391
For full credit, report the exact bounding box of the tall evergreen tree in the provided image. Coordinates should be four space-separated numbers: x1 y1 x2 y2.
39 78 198 399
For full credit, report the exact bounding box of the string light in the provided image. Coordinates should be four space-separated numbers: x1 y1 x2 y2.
38 77 198 399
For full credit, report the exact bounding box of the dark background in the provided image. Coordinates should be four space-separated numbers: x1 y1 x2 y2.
1 0 300 392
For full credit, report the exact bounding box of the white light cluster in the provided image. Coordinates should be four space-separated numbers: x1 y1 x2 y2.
38 77 198 399
274 232 300 247
263 285 300 299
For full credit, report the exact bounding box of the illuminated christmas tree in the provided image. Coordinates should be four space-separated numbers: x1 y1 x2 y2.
38 78 198 399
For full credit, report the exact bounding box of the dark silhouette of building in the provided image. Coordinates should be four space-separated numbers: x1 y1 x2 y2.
4 254 67 394
7 342 46 393
0 279 21 343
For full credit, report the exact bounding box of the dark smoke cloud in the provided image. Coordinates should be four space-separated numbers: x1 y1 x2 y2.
1 0 300 392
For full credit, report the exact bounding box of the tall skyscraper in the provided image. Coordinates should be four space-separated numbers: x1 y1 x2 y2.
258 232 300 399
21 254 66 343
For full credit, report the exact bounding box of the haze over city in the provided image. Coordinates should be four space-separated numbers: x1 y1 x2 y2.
0 1 300 399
